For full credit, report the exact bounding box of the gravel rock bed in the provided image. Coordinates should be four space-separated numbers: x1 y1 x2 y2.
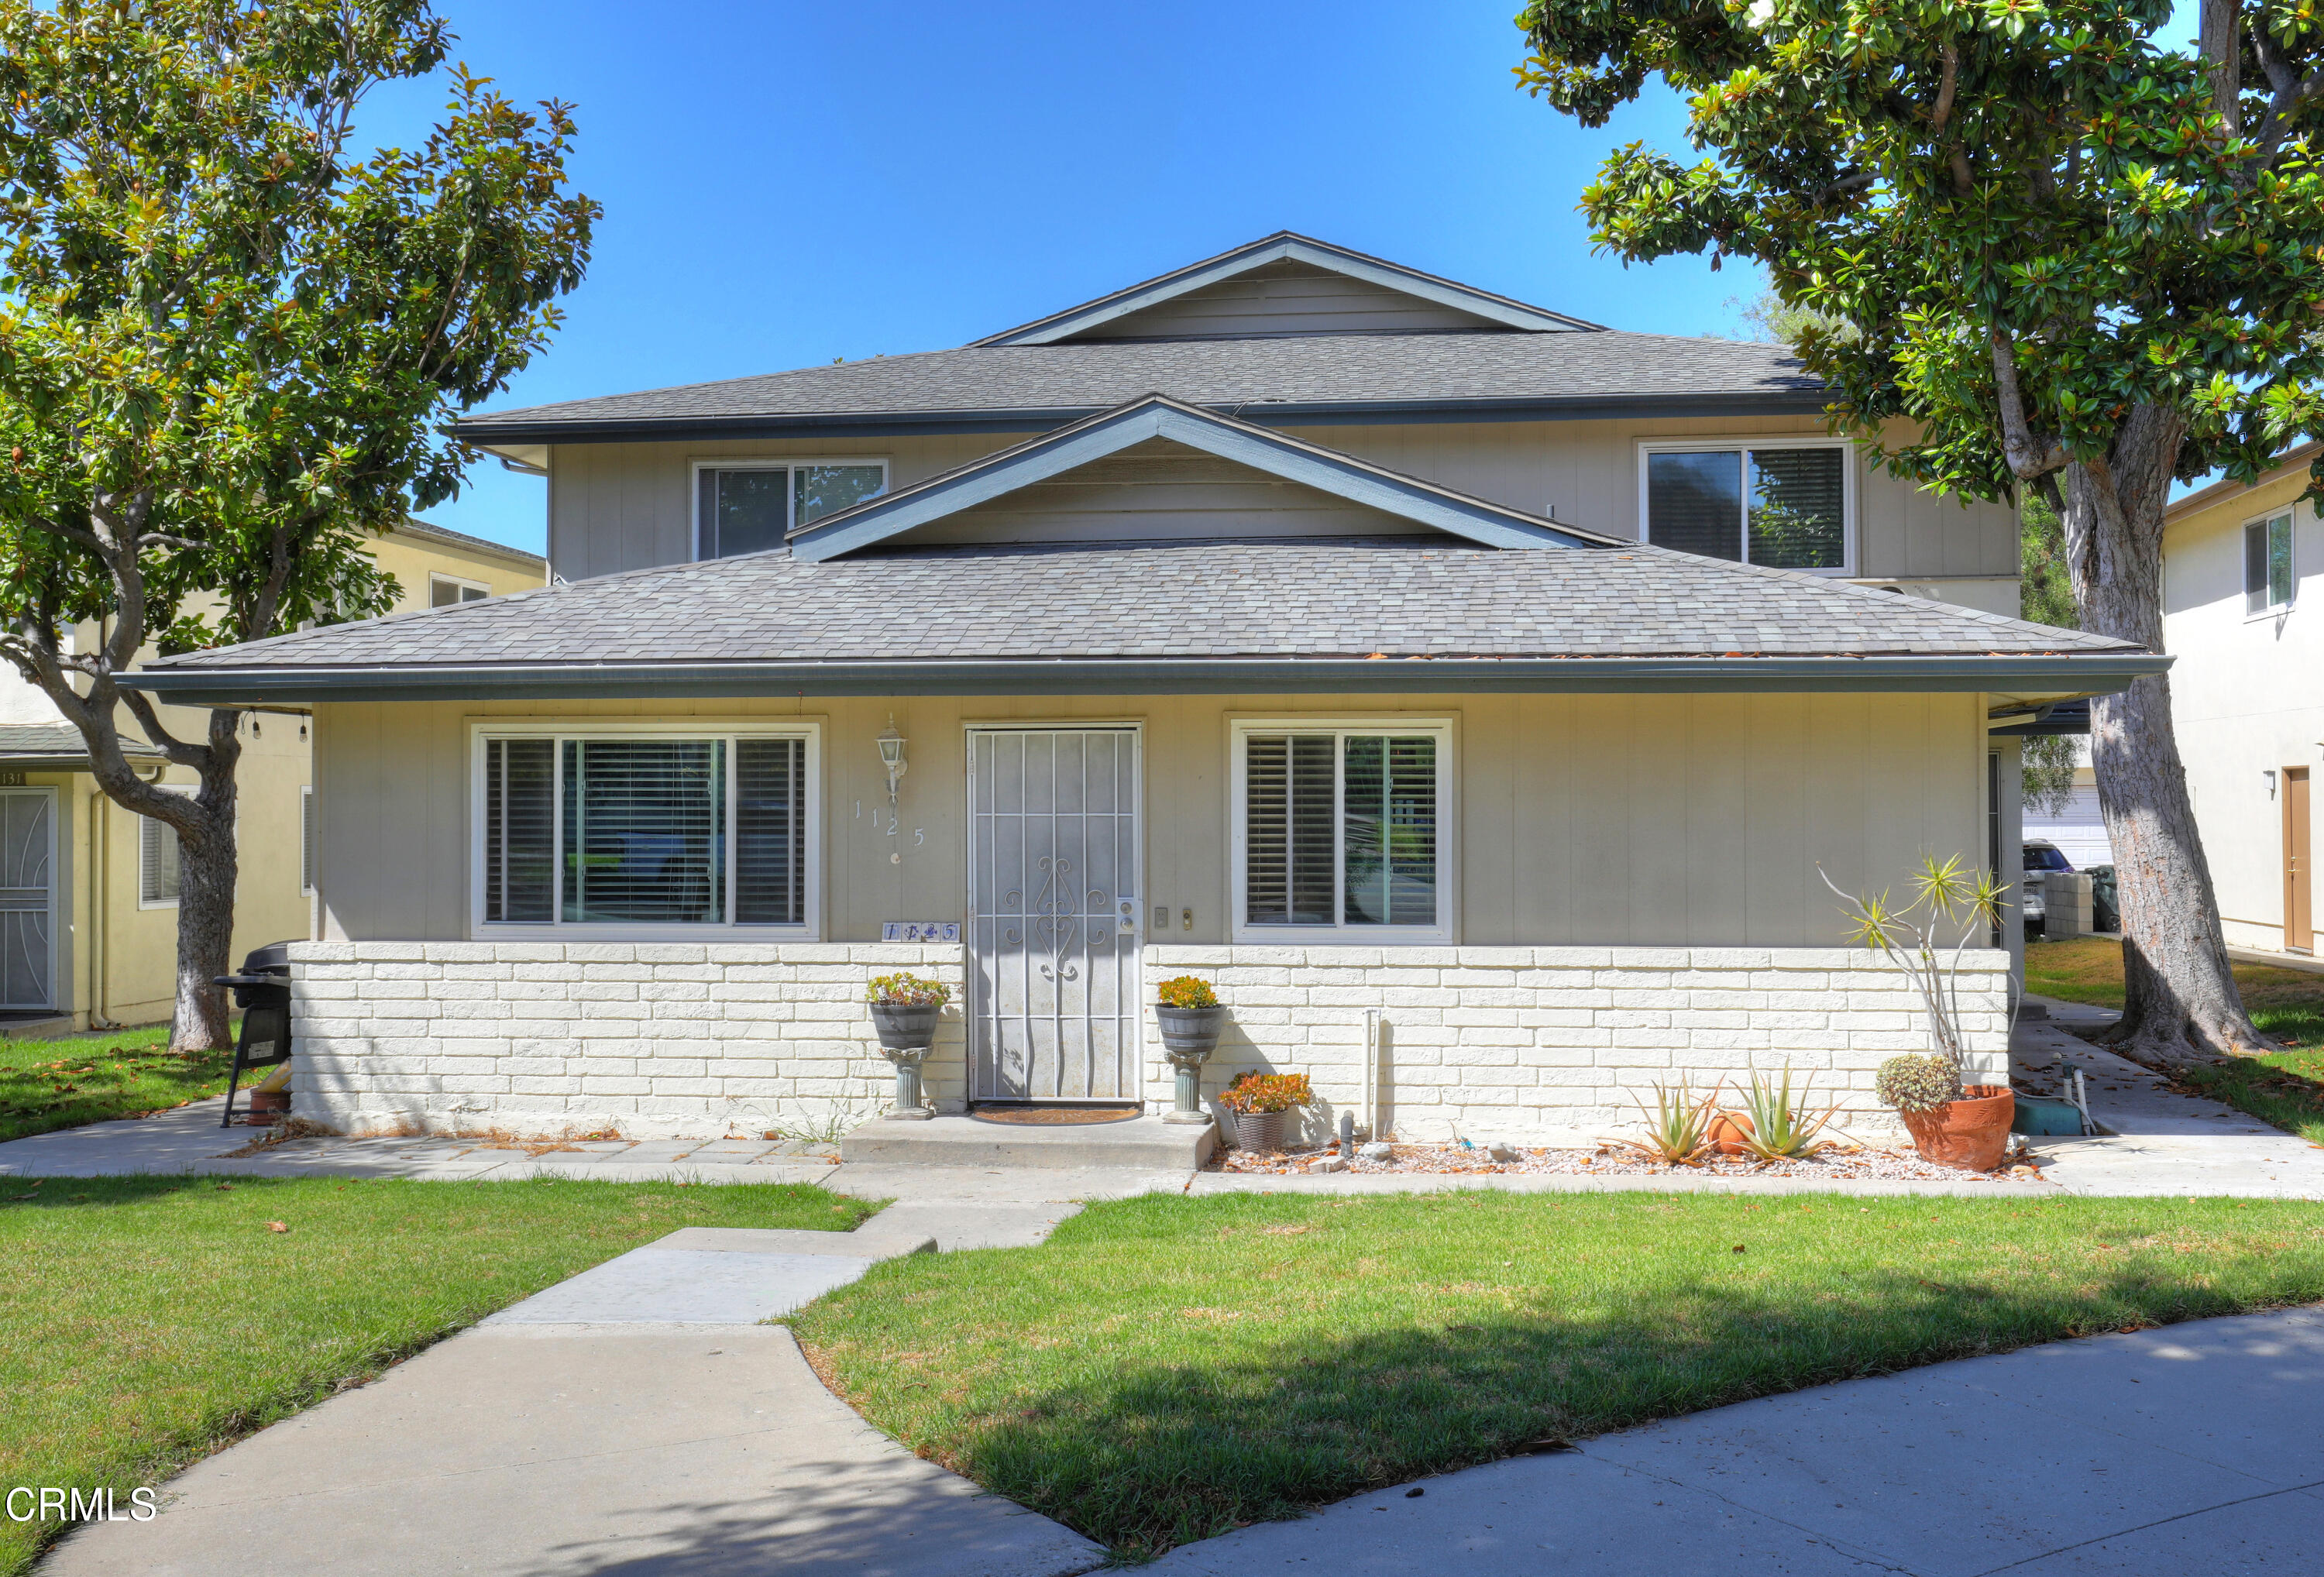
1209 1139 2048 1183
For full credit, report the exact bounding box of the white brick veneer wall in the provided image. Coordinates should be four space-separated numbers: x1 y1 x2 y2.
287 940 2009 1142
1140 945 2012 1144
287 942 965 1139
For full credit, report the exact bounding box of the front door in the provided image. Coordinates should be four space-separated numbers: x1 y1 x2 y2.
2288 767 2313 953
0 789 54 1010
966 727 1140 1102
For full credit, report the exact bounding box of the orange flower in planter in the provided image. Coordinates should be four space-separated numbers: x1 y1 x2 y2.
1219 1072 1315 1114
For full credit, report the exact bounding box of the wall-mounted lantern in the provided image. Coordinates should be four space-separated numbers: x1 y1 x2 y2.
878 716 907 806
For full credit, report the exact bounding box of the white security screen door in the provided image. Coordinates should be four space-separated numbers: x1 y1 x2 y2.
0 790 54 1010
967 728 1140 1102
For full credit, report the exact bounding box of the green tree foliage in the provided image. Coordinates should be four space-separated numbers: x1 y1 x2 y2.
0 1 594 1046
1514 0 2308 1063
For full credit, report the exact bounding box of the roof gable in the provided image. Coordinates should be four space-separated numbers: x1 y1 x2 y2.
970 233 1598 347
785 394 1616 562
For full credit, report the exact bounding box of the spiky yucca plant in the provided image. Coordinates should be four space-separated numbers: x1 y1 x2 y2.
1820 854 2009 1069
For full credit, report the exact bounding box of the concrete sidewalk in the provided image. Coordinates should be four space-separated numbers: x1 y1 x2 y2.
2016 995 2324 1199
1149 1306 2324 1575
40 1211 1105 1577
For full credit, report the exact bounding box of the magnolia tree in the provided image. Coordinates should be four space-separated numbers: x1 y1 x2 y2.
1516 0 2324 1067
0 1 594 1047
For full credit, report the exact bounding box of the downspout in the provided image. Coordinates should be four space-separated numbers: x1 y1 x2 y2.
87 763 166 1032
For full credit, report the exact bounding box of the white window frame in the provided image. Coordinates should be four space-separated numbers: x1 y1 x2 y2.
2244 506 2298 620
689 458 891 561
467 718 823 941
1227 716 1457 946
1635 436 1858 575
301 785 316 896
138 785 191 910
429 572 491 607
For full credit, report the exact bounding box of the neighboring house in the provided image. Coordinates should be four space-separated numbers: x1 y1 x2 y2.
2022 733 2113 871
2161 443 2324 958
0 520 543 1032
126 233 2154 1141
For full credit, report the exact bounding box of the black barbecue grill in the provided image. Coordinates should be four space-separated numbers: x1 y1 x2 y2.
215 940 296 1128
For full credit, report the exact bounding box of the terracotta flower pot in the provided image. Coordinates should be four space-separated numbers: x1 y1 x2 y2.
1899 1085 2016 1173
1707 1111 1755 1156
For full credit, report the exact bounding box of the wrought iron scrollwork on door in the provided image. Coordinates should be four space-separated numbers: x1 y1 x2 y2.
1033 855 1080 981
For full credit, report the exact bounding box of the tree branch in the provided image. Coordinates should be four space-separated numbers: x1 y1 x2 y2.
1990 332 2068 481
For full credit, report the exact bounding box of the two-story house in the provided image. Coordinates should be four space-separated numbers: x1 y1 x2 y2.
125 234 2154 1143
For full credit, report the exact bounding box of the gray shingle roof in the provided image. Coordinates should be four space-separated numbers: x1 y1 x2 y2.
0 723 163 763
456 332 1820 440
144 536 2133 672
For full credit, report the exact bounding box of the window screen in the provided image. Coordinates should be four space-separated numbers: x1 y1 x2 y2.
484 738 555 922
139 805 182 905
1245 736 1336 926
482 733 813 929
699 465 884 559
2247 513 2295 613
1244 732 1440 932
1648 445 1848 569
562 740 727 926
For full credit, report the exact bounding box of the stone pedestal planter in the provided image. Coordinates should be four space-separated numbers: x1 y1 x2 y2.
869 1002 940 1121
1154 1003 1225 1125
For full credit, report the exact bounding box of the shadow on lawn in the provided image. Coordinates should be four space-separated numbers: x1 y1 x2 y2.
820 1266 2324 1558
0 1040 232 1143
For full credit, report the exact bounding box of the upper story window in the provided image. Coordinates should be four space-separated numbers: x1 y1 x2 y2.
431 574 490 607
694 462 887 560
1639 440 1852 573
2245 510 2295 615
1229 720 1452 943
473 723 819 936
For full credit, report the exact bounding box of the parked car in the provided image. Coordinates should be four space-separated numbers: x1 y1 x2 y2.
2023 840 2075 936
2084 864 2119 933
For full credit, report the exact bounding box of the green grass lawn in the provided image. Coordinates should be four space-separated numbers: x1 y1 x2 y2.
0 1022 232 1143
794 1190 2324 1558
0 1175 873 1576
2025 936 2324 1145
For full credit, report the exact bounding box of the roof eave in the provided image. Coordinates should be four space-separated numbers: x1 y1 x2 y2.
120 653 2168 707
451 388 1834 448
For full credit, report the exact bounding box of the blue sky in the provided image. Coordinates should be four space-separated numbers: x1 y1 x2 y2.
360 2 1738 554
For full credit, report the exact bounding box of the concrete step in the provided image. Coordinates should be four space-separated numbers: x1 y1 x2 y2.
841 1113 1215 1170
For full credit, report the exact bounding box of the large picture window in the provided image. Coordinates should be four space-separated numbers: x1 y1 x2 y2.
1232 722 1452 942
694 462 886 559
475 727 816 934
1641 441 1851 571
2246 510 2295 615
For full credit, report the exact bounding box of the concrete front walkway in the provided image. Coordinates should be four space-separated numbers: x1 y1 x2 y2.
40 1208 1105 1577
1150 1306 2324 1576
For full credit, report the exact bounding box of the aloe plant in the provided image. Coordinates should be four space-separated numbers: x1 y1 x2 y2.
1611 1079 1721 1165
1737 1068 1838 1161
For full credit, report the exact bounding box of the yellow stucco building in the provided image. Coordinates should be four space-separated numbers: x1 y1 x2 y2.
0 519 544 1032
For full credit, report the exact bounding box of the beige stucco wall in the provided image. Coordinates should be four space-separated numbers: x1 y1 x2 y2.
310 689 1989 951
544 416 2021 590
2164 469 2324 953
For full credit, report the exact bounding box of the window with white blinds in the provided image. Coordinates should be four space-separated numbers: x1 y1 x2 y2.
475 728 818 933
1641 440 1852 572
1234 723 1450 940
139 794 186 907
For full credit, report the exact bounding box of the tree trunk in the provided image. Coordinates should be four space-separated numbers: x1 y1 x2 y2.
2060 404 2267 1067
168 709 244 1052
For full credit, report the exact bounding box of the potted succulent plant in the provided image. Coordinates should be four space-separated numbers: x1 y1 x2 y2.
1824 854 2016 1170
866 972 950 1120
1219 1070 1315 1153
1153 975 1225 1125
1876 1051 2014 1171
